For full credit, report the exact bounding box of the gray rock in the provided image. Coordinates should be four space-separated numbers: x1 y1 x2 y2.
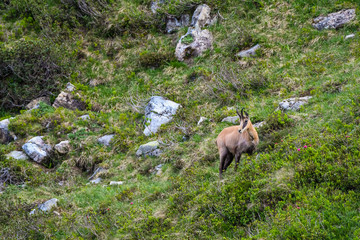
279 96 312 111
136 141 162 157
52 91 86 111
25 97 51 110
151 0 165 13
22 136 52 164
54 140 70 154
253 121 266 129
313 9 356 30
79 114 90 120
88 167 107 180
0 119 13 144
6 151 29 161
191 4 211 28
345 33 355 39
90 178 102 184
30 198 58 215
144 96 181 136
98 134 115 146
110 181 124 185
197 116 208 126
154 164 163 176
66 82 76 92
175 26 213 61
236 44 261 58
166 14 190 33
221 116 240 124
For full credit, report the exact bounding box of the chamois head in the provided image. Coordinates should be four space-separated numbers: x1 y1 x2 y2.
236 108 251 134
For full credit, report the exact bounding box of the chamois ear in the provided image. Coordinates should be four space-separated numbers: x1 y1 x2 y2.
241 108 245 118
244 110 249 118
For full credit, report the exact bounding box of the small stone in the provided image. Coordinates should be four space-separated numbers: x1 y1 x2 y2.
98 135 115 146
236 44 261 58
25 97 51 110
345 34 355 39
136 141 162 157
79 114 90 120
197 117 208 126
6 151 29 161
54 141 70 154
88 167 107 180
90 178 102 184
110 181 124 185
22 136 52 164
253 121 266 129
30 198 58 215
0 119 13 144
52 92 86 111
221 116 240 124
279 96 312 111
66 82 76 92
313 9 356 30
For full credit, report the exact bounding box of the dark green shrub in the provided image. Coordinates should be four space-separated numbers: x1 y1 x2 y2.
138 51 175 68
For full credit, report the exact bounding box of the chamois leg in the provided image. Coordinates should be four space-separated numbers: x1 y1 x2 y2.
223 152 234 172
234 153 242 172
219 149 228 179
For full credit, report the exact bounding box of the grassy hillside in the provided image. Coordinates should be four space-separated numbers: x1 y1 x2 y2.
1 0 360 239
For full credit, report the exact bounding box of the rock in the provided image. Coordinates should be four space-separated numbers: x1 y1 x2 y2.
136 141 162 157
144 96 181 136
197 117 208 126
6 151 29 161
90 178 102 184
151 0 165 13
89 79 100 87
98 134 115 146
88 167 107 180
22 136 52 164
175 26 213 61
52 92 86 111
0 119 14 144
79 114 90 120
154 164 163 176
221 116 240 124
279 96 312 111
30 198 58 215
191 4 211 28
313 9 356 30
54 141 70 154
110 181 124 185
166 15 190 33
345 34 355 39
253 121 266 129
25 97 51 110
236 44 261 58
66 82 76 92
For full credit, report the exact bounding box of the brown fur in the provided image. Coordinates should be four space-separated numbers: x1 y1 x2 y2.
216 110 259 179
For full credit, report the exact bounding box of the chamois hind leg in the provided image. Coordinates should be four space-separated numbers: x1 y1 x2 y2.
223 152 234 172
219 149 228 179
234 152 242 172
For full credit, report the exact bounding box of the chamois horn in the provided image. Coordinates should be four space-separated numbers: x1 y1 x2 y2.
236 108 242 119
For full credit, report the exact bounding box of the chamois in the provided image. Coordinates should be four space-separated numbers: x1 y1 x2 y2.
216 108 259 179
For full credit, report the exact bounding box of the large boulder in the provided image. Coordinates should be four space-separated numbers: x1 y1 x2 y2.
52 92 86 111
6 151 29 161
166 15 190 33
175 26 213 61
136 141 162 157
144 96 181 136
236 44 261 58
279 96 312 111
22 136 52 164
191 4 212 28
25 96 51 110
0 119 14 144
98 134 115 146
313 9 356 30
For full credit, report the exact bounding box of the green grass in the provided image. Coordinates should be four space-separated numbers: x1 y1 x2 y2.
1 0 360 239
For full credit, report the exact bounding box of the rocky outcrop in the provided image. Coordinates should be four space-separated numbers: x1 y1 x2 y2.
191 4 213 28
236 44 261 58
0 119 14 144
313 9 356 30
30 198 58 215
52 92 86 111
98 135 115 146
175 26 213 61
136 141 162 157
279 96 312 111
25 97 51 110
6 151 29 161
166 15 190 33
221 116 239 124
22 136 52 164
54 141 70 154
143 96 181 136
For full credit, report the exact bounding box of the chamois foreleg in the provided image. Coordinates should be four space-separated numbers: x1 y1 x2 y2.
234 152 242 172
